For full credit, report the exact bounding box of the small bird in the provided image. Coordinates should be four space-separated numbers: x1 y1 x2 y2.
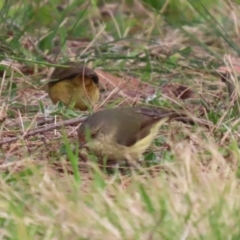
78 106 196 165
48 62 100 110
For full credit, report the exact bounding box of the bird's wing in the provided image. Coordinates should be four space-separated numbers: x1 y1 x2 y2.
120 107 178 147
134 107 178 120
50 63 99 84
113 108 164 147
50 67 80 81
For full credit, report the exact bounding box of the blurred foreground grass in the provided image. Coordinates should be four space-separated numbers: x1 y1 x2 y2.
1 0 240 239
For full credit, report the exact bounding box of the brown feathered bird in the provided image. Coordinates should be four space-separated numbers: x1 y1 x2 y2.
48 62 100 110
78 106 200 164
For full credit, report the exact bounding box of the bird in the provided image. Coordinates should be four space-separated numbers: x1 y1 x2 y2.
48 62 100 111
78 106 198 165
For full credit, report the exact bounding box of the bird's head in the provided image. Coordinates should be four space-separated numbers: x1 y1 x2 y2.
78 116 106 151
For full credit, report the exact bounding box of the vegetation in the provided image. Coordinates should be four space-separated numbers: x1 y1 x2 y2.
1 0 240 239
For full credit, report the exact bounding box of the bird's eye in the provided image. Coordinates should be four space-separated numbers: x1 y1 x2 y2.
91 132 96 138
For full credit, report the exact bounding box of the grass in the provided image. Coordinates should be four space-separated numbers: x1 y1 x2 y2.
1 0 240 239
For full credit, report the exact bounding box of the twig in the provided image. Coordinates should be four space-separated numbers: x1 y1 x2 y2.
0 117 86 146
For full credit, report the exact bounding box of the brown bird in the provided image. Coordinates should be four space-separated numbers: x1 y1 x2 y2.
78 106 198 165
48 62 100 110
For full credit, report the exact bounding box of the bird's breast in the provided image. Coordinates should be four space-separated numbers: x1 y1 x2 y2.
48 76 100 110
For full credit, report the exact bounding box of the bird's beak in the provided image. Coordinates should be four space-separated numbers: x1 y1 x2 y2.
79 141 87 148
79 140 91 151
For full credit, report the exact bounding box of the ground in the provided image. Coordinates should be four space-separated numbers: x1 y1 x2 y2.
0 0 240 239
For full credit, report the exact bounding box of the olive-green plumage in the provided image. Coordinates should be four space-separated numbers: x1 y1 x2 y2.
78 107 193 164
48 62 100 110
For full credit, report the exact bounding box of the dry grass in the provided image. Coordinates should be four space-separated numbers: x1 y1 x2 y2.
1 0 240 239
